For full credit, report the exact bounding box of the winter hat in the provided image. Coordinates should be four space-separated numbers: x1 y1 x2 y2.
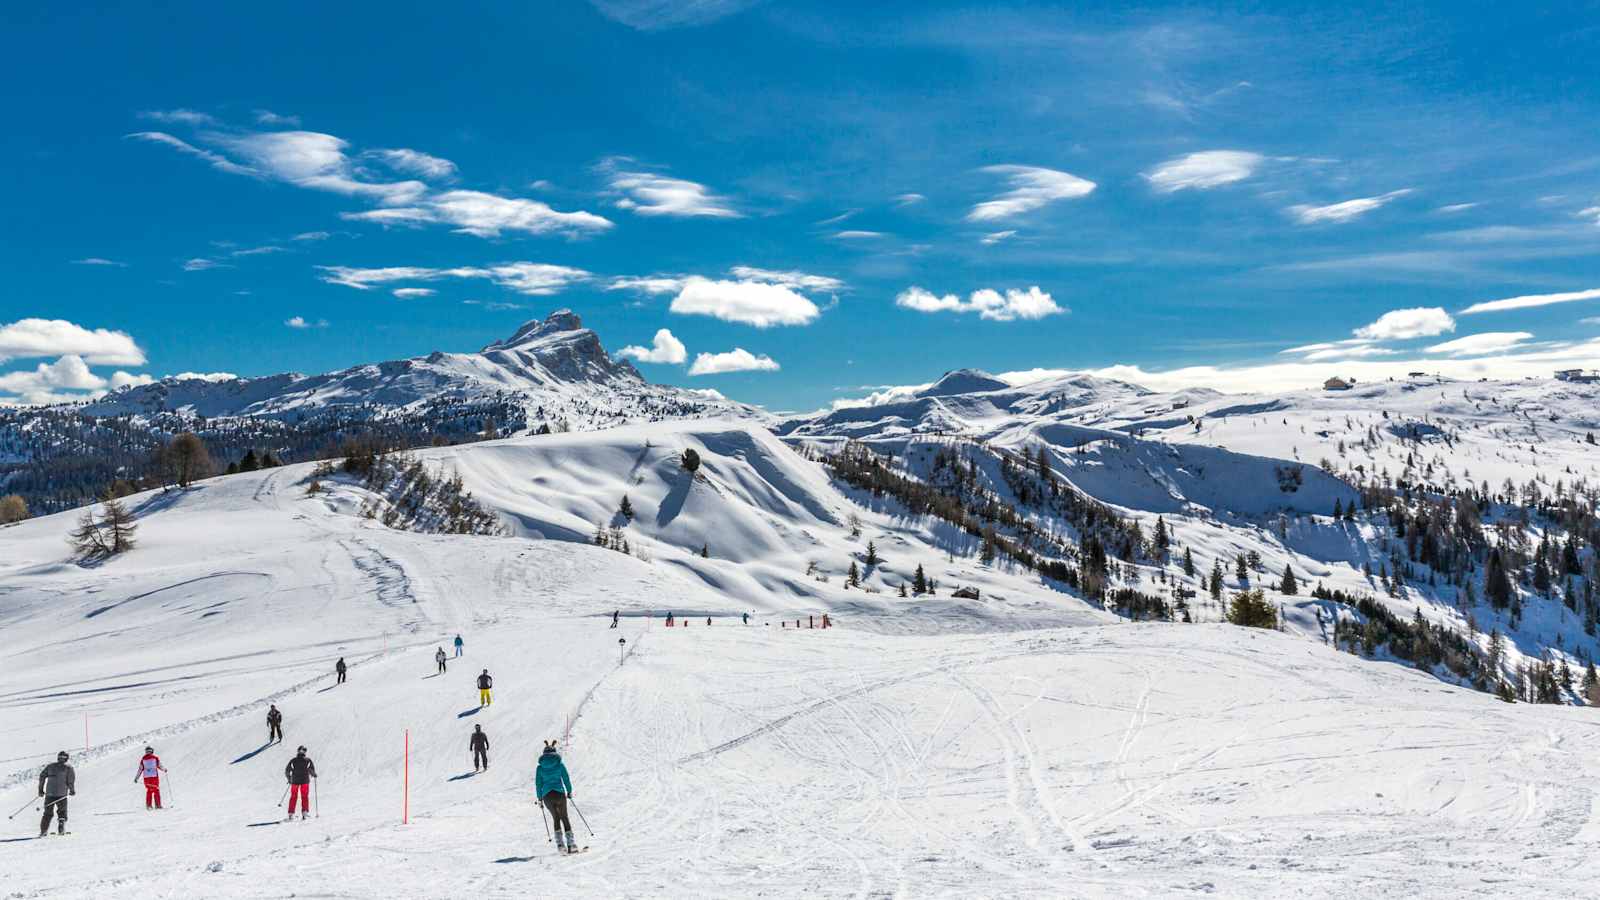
145 746 154 753
296 746 307 754
57 751 69 761
542 740 558 755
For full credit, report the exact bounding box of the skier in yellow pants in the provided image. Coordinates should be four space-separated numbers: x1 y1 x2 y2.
477 669 493 706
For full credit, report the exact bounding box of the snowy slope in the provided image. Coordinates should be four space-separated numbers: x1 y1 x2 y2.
4 453 1600 897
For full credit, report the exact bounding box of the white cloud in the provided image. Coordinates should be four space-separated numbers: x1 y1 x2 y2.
182 258 229 271
618 328 688 364
1460 287 1600 315
72 257 126 267
293 231 332 241
1582 317 1600 326
979 230 1017 245
1424 331 1535 356
1299 345 1398 361
0 354 156 405
1578 205 1600 226
316 262 591 296
0 318 145 365
1435 203 1478 214
462 300 527 311
670 277 821 327
606 276 685 295
833 230 885 240
607 168 738 218
392 288 436 299
1289 189 1413 224
139 109 218 127
895 285 1066 322
893 193 926 206
588 0 755 30
726 266 845 293
343 189 613 238
167 372 237 382
1144 150 1263 193
284 316 329 329
216 131 428 205
127 131 259 177
254 109 301 127
688 347 780 375
1352 307 1455 340
369 148 457 180
230 245 284 257
967 165 1095 221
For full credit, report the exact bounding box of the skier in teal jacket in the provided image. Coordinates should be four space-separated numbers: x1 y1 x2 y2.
536 741 578 852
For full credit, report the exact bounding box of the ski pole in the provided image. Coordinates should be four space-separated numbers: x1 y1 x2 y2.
7 795 36 819
538 800 551 843
165 770 175 807
278 784 290 807
570 798 595 837
314 778 320 818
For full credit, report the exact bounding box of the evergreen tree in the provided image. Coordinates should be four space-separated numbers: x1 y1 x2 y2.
1279 564 1299 596
979 528 996 565
619 495 634 521
1235 553 1249 584
847 561 861 588
700 543 709 558
1182 546 1195 578
1485 548 1513 609
1226 589 1277 629
1153 516 1170 557
913 564 928 595
681 448 701 473
239 449 260 472
899 582 908 598
865 540 880 567
1208 560 1224 601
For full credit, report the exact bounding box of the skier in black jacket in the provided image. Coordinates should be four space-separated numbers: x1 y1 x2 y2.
335 657 347 684
476 669 493 707
267 704 283 743
284 746 317 819
470 724 490 772
37 751 76 837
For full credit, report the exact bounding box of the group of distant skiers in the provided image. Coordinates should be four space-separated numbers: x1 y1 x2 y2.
27 630 585 850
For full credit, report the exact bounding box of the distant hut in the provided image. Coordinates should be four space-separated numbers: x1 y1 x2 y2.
1323 377 1354 391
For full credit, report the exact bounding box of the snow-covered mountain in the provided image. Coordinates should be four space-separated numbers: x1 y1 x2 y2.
80 309 758 427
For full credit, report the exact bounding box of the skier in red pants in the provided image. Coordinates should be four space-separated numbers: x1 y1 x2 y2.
134 746 167 809
284 746 317 819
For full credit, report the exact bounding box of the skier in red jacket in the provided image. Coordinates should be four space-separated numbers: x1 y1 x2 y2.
134 746 167 809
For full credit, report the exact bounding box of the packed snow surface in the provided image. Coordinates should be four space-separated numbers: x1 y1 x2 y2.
3 423 1598 898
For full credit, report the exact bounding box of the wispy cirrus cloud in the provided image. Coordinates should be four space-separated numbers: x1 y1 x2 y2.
342 190 612 238
1461 287 1600 315
316 262 592 295
688 347 780 375
1144 150 1263 193
896 286 1065 322
588 0 757 30
72 257 127 267
601 160 739 218
1425 331 1534 356
967 165 1095 221
368 147 457 180
391 288 436 299
618 328 688 364
1289 189 1413 224
182 258 230 272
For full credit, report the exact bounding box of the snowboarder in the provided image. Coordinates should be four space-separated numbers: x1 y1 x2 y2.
610 610 619 629
134 746 167 810
477 669 493 707
267 704 283 743
535 741 577 853
335 657 347 685
37 751 75 837
453 634 464 657
284 746 316 819
435 647 448 674
470 724 489 772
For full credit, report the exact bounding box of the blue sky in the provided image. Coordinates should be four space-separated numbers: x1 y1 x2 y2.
3 1 1599 410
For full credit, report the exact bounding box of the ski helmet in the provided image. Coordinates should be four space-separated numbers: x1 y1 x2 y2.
297 745 307 754
145 746 154 753
57 751 69 761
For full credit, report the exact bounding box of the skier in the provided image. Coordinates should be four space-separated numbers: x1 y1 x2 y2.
134 745 167 810
335 657 347 685
284 746 316 819
665 612 674 628
435 647 448 674
610 610 619 629
476 669 493 707
742 611 749 625
535 740 578 853
453 634 464 657
470 724 490 772
37 751 75 837
267 704 283 743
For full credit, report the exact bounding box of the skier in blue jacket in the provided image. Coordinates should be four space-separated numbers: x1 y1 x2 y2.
535 741 577 853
